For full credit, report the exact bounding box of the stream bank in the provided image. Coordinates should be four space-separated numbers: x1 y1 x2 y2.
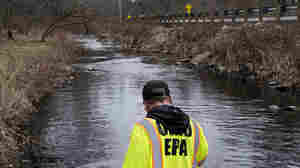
95 21 300 101
0 34 85 168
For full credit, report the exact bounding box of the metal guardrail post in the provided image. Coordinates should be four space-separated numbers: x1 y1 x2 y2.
247 8 260 22
234 9 246 23
280 5 298 22
262 7 279 22
223 9 234 23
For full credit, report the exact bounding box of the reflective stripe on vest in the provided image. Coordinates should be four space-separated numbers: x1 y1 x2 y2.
139 119 163 168
192 121 200 168
138 119 200 168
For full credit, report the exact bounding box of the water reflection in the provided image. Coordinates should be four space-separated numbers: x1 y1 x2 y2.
32 37 300 168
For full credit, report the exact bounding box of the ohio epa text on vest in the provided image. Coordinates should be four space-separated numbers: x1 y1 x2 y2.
165 138 188 156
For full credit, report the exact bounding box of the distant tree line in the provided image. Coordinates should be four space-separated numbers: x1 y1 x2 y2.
0 0 134 18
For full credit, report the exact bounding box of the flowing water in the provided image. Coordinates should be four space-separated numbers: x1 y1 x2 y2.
29 35 300 168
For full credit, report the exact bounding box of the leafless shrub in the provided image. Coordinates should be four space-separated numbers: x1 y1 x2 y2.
0 49 33 167
208 23 300 87
0 36 81 167
93 20 299 88
0 50 24 107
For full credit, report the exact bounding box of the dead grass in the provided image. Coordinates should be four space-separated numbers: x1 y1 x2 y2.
207 23 299 87
0 31 82 167
93 17 160 43
0 15 87 167
96 20 299 88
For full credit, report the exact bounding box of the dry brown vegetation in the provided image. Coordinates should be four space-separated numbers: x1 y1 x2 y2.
0 22 84 167
208 23 300 87
0 14 95 43
96 20 300 89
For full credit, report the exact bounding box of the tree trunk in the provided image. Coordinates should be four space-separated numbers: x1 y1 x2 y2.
84 23 89 34
7 29 14 41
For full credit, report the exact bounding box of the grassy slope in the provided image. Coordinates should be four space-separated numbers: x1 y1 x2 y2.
0 37 80 167
0 40 52 66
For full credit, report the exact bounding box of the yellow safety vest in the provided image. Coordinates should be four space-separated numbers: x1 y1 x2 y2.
123 118 208 168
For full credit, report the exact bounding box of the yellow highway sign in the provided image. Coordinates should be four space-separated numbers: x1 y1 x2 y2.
185 3 192 15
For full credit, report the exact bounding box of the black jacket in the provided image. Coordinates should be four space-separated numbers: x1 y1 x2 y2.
146 105 191 136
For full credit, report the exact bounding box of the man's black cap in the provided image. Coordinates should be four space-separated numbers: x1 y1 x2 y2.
143 80 170 101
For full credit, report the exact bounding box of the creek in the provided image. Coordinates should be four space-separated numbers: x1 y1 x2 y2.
28 35 300 168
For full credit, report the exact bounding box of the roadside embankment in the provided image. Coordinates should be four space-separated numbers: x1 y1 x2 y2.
0 32 84 167
96 20 300 95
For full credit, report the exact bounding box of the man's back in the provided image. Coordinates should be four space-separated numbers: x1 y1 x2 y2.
123 80 208 168
123 106 208 168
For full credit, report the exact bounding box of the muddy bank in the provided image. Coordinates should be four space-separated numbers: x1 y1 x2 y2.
96 21 300 96
0 35 85 167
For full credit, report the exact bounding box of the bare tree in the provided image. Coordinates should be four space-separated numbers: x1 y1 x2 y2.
0 0 18 40
40 2 96 42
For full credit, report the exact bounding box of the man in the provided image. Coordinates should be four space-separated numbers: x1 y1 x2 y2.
123 80 208 168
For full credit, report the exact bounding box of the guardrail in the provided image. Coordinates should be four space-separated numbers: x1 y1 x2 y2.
159 5 298 24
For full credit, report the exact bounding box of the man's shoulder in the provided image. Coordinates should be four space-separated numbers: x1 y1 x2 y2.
135 118 156 125
133 118 155 130
188 117 198 125
130 119 155 143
